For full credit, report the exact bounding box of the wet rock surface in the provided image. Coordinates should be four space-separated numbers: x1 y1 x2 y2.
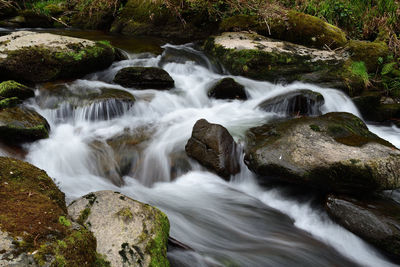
185 119 240 179
68 190 170 267
0 106 50 144
208 78 247 100
114 66 175 89
326 194 400 256
245 112 400 194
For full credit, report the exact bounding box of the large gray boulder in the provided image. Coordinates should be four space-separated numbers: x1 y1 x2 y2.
0 31 116 82
326 195 400 256
185 119 240 179
244 112 400 194
204 32 365 96
68 190 170 267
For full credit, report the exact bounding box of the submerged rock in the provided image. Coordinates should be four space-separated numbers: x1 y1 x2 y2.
185 119 240 179
244 112 400 194
326 195 400 256
0 106 50 143
0 31 116 82
0 80 34 100
68 190 170 267
114 66 175 89
258 89 324 116
204 32 365 96
208 78 247 100
0 157 100 266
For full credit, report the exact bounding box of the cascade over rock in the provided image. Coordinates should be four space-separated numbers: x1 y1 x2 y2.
257 89 324 116
244 112 400 194
185 119 240 179
68 190 170 267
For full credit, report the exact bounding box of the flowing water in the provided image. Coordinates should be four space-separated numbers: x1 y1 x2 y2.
2 31 400 266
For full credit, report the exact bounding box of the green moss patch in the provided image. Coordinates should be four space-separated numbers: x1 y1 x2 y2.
0 80 34 100
0 157 67 250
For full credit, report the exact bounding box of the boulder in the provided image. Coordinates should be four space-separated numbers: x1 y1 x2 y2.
0 157 101 266
219 11 348 50
244 112 400 194
326 195 400 256
0 31 116 83
114 67 175 89
204 32 365 96
0 80 34 100
348 40 389 72
0 97 20 109
208 78 247 100
353 93 400 124
0 106 50 144
185 119 240 179
68 190 170 267
257 89 324 116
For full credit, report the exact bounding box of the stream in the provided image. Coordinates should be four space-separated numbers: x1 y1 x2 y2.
1 29 400 267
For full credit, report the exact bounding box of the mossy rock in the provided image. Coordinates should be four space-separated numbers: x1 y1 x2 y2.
204 32 355 92
0 31 116 83
269 11 347 50
219 14 259 32
0 80 34 100
0 157 104 266
68 190 170 267
0 97 20 109
298 59 366 96
0 157 67 245
348 40 389 72
0 106 50 144
244 112 400 195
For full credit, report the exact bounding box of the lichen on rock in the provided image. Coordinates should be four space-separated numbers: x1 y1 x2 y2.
68 190 170 267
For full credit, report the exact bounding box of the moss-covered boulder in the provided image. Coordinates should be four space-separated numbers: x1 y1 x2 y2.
0 80 34 100
269 11 347 50
0 97 20 110
257 89 324 116
185 119 240 179
348 40 389 72
0 157 101 266
0 106 50 144
208 78 247 100
326 195 400 256
68 190 170 267
204 32 364 95
114 67 175 89
0 31 116 83
244 112 400 195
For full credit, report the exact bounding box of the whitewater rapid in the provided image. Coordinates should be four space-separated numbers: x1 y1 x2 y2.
14 43 400 266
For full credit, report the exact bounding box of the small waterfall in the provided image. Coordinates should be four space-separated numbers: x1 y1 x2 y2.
18 42 400 267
